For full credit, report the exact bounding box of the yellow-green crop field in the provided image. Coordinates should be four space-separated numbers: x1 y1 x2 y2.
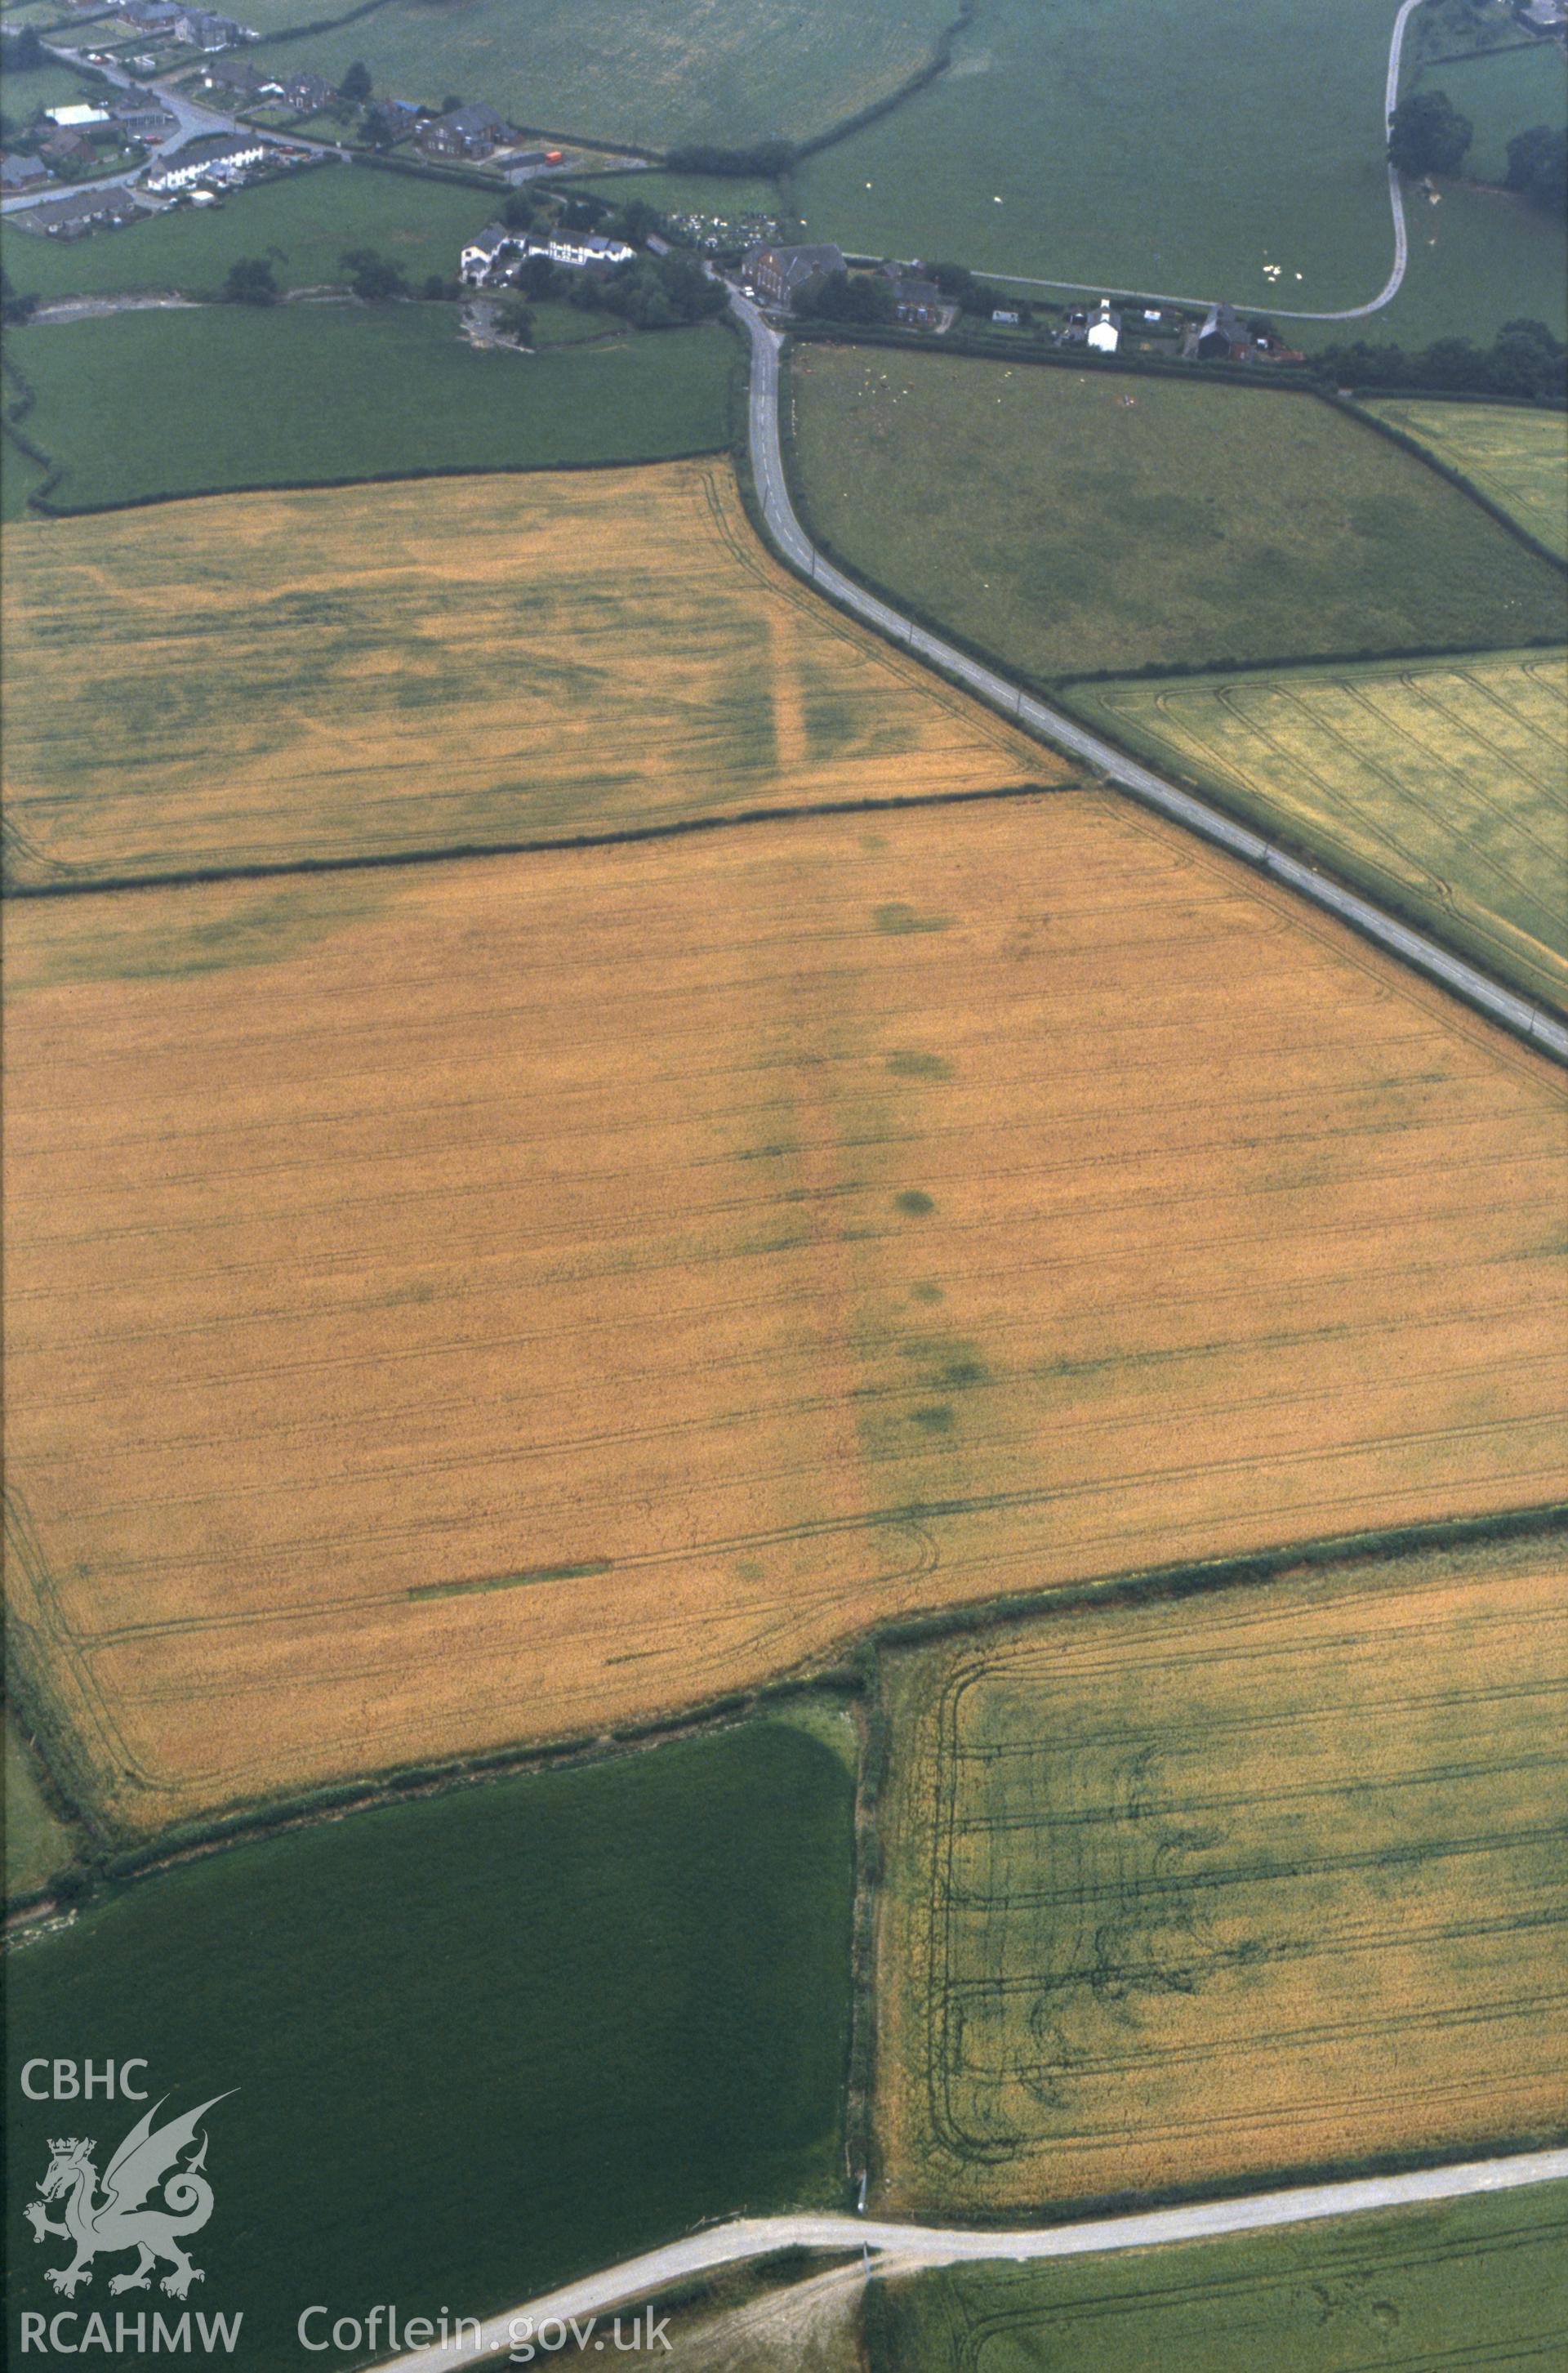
1363 398 1568 560
872 1537 1568 2215
1069 648 1568 1013
0 461 1057 887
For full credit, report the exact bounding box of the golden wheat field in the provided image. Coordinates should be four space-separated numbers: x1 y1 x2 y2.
1362 398 1568 560
871 1536 1568 2212
5 796 1566 1833
1073 648 1568 1011
0 462 1056 888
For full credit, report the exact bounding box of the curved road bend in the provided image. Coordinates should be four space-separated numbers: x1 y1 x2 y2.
736 296 1568 1064
993 0 1424 322
376 2148 1568 2369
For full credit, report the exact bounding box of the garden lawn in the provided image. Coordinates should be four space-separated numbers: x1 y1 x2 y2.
1 163 497 301
786 346 1568 682
3 301 735 508
3 1716 857 2371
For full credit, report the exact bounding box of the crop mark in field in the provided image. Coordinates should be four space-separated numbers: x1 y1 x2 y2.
408 1560 615 1600
874 1542 1568 2210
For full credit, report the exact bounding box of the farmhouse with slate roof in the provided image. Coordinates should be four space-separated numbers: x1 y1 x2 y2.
742 240 846 307
417 102 508 159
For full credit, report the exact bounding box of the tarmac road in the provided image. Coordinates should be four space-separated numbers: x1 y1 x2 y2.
733 290 1568 1065
372 2147 1568 2369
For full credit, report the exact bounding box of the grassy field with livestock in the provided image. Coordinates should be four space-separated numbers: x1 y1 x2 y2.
1 461 1055 884
246 0 953 152
867 2183 1568 2371
784 0 1393 315
7 797 1564 1836
1070 648 1568 1011
0 305 734 517
786 350 1567 682
4 1716 856 2366
1361 399 1568 560
871 1535 1568 2214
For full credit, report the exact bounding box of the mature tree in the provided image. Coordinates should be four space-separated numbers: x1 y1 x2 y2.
360 104 395 149
341 246 407 300
612 195 662 246
518 250 559 299
0 25 43 69
557 194 608 230
793 268 896 325
1504 123 1568 214
223 255 278 304
340 59 372 105
0 265 38 323
440 93 463 114
493 297 533 343
500 190 535 231
1388 88 1473 177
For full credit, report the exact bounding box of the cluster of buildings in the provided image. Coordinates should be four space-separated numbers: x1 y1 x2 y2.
108 0 256 48
0 83 178 197
741 240 945 327
198 57 336 112
460 221 636 285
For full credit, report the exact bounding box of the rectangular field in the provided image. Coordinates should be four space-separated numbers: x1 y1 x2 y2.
786 349 1568 684
1 460 1056 882
868 2184 1568 2371
872 1537 1568 2212
6 797 1565 1836
0 303 733 519
1068 649 1568 1013
0 164 499 304
1361 398 1568 560
244 0 954 152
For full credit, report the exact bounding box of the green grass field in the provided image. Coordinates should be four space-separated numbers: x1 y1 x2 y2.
4 1715 856 2366
247 0 954 153
1292 176 1568 355
1361 396 1568 559
867 2185 1568 2372
1 163 496 302
787 347 1568 683
1409 37 1568 186
786 0 1393 313
2 302 734 511
0 54 100 121
1069 645 1568 1009
4 1718 80 1901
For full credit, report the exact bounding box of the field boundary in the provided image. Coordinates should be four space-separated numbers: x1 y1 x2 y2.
0 773 1067 899
9 1501 1564 1908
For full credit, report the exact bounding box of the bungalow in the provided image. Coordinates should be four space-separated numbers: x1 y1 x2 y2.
880 258 942 327
0 151 51 191
278 69 336 111
144 129 264 187
39 127 96 167
16 184 145 234
198 56 274 101
416 101 508 159
112 89 179 139
118 0 182 28
742 239 844 307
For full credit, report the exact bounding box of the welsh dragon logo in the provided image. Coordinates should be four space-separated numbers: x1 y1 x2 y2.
25 2094 233 2300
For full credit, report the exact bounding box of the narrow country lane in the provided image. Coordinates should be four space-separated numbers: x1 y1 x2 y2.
372 2147 1568 2370
732 292 1568 1064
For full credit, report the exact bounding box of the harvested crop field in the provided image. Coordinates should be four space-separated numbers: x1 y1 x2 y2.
1069 649 1568 1013
0 462 1057 885
1361 398 1568 560
871 1533 1568 2215
6 797 1566 1835
786 348 1568 681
